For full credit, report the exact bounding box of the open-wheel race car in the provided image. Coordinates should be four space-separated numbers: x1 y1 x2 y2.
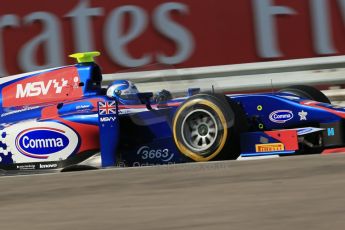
0 51 344 172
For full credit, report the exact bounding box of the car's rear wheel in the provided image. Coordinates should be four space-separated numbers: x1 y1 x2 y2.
279 85 331 104
172 94 246 162
61 164 98 172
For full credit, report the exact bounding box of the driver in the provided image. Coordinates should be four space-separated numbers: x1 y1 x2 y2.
106 79 173 105
106 80 141 105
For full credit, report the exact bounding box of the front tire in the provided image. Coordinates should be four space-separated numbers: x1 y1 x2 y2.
172 94 245 162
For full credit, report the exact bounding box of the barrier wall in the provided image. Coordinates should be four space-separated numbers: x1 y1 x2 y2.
103 55 345 101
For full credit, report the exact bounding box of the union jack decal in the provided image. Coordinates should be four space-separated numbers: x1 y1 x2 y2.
98 101 117 115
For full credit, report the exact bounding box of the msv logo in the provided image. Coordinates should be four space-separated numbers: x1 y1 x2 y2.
269 110 294 123
15 79 68 98
15 127 69 159
100 117 117 122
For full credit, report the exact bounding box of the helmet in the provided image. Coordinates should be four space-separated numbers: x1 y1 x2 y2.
106 80 139 100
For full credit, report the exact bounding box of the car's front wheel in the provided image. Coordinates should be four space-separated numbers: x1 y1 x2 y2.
172 94 245 162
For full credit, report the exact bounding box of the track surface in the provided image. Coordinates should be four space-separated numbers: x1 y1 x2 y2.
1 154 345 230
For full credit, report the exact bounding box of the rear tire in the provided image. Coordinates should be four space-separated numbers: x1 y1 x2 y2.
172 94 246 162
61 165 98 172
279 85 331 104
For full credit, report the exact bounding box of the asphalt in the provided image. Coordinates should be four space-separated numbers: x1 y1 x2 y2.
1 153 345 230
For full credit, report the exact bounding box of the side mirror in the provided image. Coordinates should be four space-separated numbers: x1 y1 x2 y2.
137 92 153 110
188 88 201 96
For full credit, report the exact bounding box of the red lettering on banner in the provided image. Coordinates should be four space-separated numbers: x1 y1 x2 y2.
0 0 344 76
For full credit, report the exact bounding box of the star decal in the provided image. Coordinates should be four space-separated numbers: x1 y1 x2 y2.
298 110 308 121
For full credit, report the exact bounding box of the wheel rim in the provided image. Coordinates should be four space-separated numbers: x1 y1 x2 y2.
181 109 219 153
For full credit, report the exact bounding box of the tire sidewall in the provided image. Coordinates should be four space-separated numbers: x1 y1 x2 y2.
172 94 237 162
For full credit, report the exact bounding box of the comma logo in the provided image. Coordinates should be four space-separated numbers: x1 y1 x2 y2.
15 127 69 159
269 110 293 123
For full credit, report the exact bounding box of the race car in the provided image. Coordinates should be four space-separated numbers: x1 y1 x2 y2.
0 51 344 171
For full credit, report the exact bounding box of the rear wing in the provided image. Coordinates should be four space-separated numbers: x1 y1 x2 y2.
0 52 103 110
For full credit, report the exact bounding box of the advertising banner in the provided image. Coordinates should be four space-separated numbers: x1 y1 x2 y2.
0 0 344 76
